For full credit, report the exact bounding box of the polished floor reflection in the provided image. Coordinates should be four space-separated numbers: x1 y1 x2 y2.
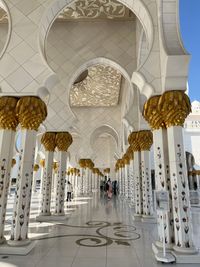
1 192 200 267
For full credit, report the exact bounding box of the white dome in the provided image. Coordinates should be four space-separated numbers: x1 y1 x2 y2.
191 101 200 113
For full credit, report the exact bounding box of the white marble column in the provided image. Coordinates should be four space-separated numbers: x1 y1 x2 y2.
38 132 56 217
74 172 78 196
88 169 92 194
85 167 89 194
119 166 123 195
32 164 39 192
54 151 67 215
83 168 87 194
129 158 135 206
121 165 125 197
141 150 154 220
153 128 174 248
54 132 72 216
40 151 54 215
167 126 196 253
39 159 45 194
9 129 37 245
134 151 143 219
124 163 129 199
79 167 84 194
9 96 47 246
52 163 58 193
0 130 16 244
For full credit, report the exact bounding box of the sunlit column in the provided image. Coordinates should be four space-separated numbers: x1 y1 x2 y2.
52 162 58 193
128 132 143 220
54 132 73 216
39 159 45 194
137 131 154 221
32 164 39 192
0 97 18 244
39 132 56 216
143 95 174 248
9 96 47 245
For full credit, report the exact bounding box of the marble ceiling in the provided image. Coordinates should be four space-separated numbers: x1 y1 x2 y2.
58 0 134 20
70 65 122 107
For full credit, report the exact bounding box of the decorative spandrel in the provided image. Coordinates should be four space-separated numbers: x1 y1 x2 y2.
70 65 122 107
57 0 134 20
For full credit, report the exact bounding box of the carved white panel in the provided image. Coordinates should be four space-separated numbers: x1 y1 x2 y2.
58 0 134 20
70 65 122 107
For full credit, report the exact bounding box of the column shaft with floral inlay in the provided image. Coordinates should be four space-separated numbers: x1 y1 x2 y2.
143 91 196 253
0 97 18 244
143 95 174 247
52 162 58 193
54 132 72 215
39 159 45 194
9 96 47 245
32 164 39 192
161 91 196 252
123 154 130 199
128 132 142 219
39 132 56 216
138 130 154 219
127 146 134 205
79 159 85 195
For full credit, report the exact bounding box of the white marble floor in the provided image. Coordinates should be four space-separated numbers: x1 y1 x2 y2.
1 192 200 267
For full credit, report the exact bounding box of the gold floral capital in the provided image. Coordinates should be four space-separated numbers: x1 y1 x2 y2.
40 159 45 168
128 132 140 151
79 159 86 168
143 95 164 130
122 154 130 165
137 130 153 151
41 132 56 152
126 146 134 160
0 96 19 130
56 132 73 152
159 90 191 127
143 91 191 129
16 96 47 130
11 158 16 167
34 164 39 172
53 162 58 171
85 159 94 169
104 168 110 173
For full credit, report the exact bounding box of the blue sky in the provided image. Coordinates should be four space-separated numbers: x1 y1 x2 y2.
180 0 200 101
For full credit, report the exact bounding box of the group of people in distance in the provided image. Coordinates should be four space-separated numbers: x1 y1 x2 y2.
100 177 118 200
66 177 118 202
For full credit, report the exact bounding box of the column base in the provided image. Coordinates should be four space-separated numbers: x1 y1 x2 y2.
1 240 36 255
171 249 200 264
132 214 142 221
152 243 175 263
152 243 200 263
38 212 51 216
173 245 198 254
36 214 69 222
141 215 156 223
155 240 174 250
0 237 6 245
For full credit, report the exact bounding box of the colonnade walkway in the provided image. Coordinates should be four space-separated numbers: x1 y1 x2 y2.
1 193 200 267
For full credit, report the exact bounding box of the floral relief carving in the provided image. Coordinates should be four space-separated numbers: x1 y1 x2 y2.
58 0 133 20
0 7 7 23
70 65 121 107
